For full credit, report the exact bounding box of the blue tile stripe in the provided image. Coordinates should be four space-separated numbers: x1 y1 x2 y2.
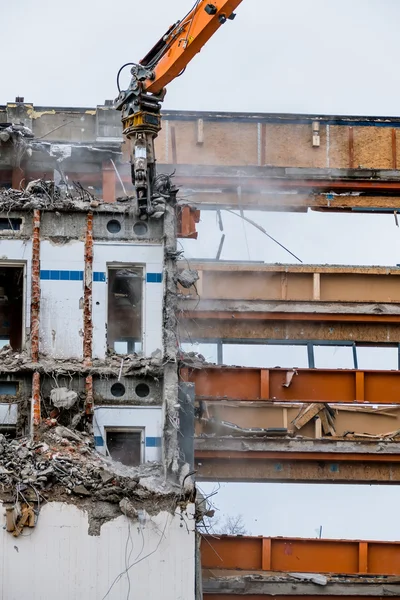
94 435 161 448
146 437 162 447
41 270 83 281
40 271 163 283
146 272 163 283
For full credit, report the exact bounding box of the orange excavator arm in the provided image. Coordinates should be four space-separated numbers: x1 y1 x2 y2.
115 1 243 216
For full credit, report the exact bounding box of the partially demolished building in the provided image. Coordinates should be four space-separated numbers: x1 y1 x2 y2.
2 99 400 598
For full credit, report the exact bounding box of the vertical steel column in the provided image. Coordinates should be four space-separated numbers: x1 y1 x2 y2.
31 209 41 431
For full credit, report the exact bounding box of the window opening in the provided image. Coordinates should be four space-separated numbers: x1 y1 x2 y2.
133 222 148 236
135 383 150 398
110 382 126 397
106 429 143 466
0 266 24 351
107 267 143 354
222 344 309 369
314 345 355 369
356 346 398 371
107 219 122 234
0 218 21 231
180 342 219 363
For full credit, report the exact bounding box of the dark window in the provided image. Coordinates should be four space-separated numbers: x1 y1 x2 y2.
107 220 122 234
0 266 24 351
107 267 143 354
0 218 22 231
110 382 126 397
106 430 142 466
133 222 148 236
0 382 17 395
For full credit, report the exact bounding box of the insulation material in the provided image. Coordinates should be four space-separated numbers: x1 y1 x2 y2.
0 502 195 600
162 120 258 166
93 406 162 462
327 126 350 168
264 124 327 168
353 126 392 169
39 240 84 358
92 243 163 359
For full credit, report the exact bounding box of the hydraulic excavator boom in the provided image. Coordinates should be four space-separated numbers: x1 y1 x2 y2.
115 0 243 216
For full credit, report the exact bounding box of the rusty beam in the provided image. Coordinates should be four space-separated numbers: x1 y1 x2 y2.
83 213 93 366
195 455 400 483
201 535 400 576
179 317 400 343
31 371 41 432
204 595 394 599
31 209 40 363
181 366 400 405
177 205 200 239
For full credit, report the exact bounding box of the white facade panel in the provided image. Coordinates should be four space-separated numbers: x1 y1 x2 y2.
0 403 17 424
92 243 164 359
39 241 84 359
0 502 195 600
94 406 162 462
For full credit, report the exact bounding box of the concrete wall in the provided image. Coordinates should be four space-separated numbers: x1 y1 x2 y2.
0 502 195 600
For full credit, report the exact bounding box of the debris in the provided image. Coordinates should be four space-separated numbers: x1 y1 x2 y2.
292 403 324 430
119 498 138 519
0 424 186 536
290 573 328 586
282 369 297 388
50 387 78 409
73 485 91 497
200 417 288 437
176 269 199 289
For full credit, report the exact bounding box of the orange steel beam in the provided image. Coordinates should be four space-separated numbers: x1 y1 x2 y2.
201 535 400 576
181 366 400 404
182 310 400 323
204 596 381 600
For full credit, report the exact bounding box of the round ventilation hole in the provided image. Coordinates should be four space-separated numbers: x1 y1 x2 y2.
107 219 122 233
111 382 126 397
133 222 148 236
135 383 150 398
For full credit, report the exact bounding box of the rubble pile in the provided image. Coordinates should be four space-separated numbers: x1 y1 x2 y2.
0 424 179 511
0 179 99 212
0 344 163 377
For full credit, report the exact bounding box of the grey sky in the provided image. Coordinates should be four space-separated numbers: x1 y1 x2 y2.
3 0 400 115
4 0 400 540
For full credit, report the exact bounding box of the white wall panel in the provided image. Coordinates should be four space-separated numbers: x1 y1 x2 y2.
40 241 84 358
0 502 195 600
